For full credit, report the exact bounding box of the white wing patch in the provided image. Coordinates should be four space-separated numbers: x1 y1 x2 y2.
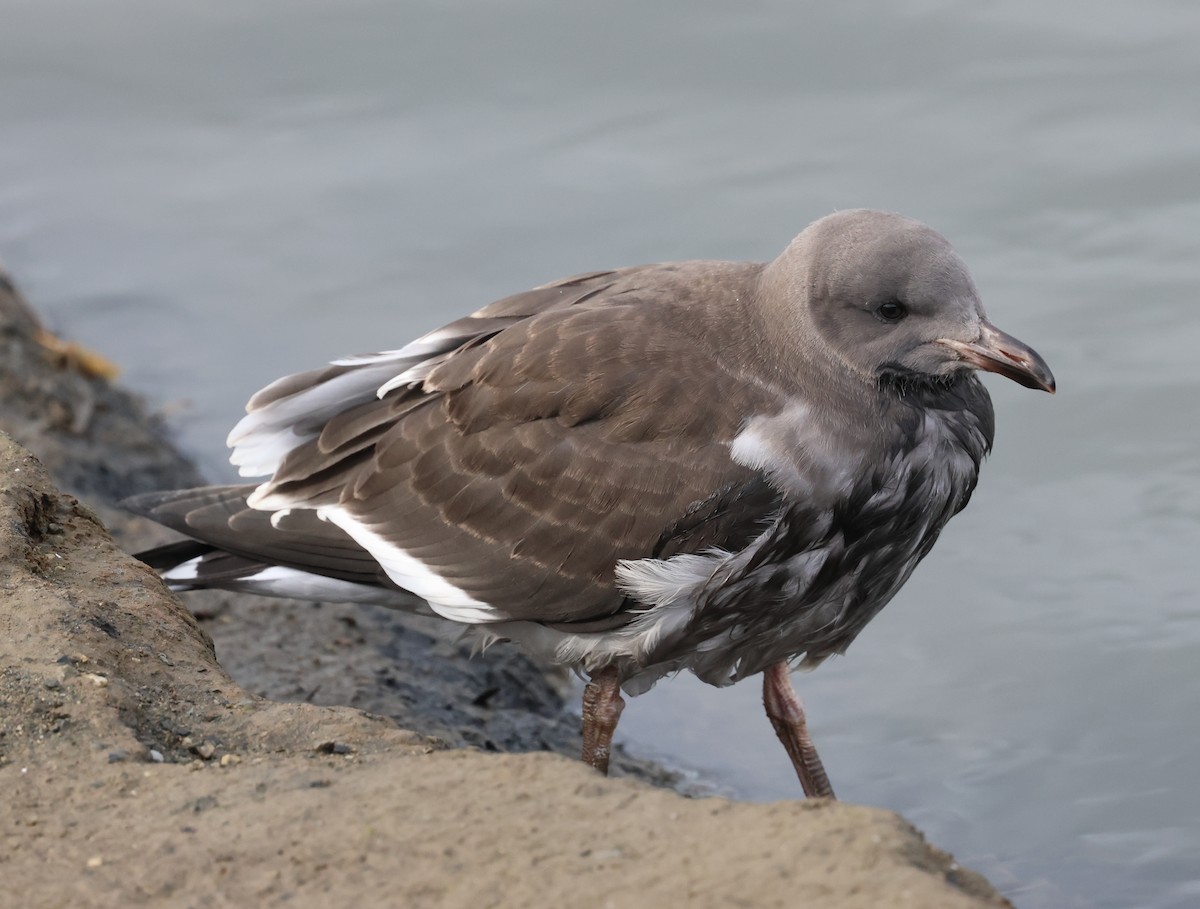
163 558 402 604
375 361 438 398
330 325 473 368
228 426 308 479
316 505 497 623
226 324 493 479
161 556 203 584
228 361 409 477
221 566 401 604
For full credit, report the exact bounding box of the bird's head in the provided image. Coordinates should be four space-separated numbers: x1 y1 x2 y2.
761 209 1055 394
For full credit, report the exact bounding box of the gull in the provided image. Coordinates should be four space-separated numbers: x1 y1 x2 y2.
127 210 1055 797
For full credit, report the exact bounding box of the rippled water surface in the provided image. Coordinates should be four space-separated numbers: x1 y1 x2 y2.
3 2 1198 906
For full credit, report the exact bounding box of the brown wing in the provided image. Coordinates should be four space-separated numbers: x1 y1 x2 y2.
239 263 784 623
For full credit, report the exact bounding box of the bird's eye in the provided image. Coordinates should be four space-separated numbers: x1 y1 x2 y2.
876 300 907 323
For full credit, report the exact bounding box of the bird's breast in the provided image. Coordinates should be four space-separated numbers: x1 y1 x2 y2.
660 398 989 684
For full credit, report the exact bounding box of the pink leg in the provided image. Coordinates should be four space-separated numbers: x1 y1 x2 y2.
581 665 625 774
762 661 836 799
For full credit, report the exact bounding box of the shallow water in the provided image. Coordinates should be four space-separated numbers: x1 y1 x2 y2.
3 1 1199 905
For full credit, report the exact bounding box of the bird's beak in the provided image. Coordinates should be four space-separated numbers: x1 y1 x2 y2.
937 322 1056 393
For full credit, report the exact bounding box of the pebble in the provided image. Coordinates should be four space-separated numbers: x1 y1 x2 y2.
149 750 164 763
84 673 108 688
218 753 241 767
196 742 216 760
86 856 103 869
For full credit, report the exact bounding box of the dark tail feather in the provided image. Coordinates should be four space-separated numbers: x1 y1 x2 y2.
134 539 217 571
122 485 392 590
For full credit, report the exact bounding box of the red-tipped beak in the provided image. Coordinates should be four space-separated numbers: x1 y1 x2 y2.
937 322 1056 393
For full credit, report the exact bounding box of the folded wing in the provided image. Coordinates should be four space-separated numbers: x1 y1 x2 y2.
139 264 791 627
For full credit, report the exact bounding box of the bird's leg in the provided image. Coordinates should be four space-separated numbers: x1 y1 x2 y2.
762 661 836 799
580 665 625 775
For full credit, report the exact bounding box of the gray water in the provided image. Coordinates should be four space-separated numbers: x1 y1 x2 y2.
3 2 1198 906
